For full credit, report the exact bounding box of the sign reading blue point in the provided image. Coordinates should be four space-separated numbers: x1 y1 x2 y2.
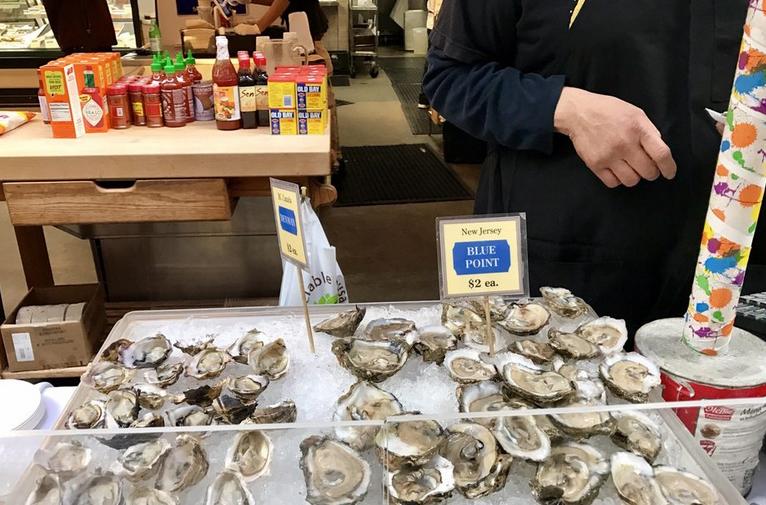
453 240 511 275
278 206 298 235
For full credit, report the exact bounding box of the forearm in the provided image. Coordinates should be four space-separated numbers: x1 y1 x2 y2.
256 0 289 29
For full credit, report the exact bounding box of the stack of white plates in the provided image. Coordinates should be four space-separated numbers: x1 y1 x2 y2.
0 380 45 431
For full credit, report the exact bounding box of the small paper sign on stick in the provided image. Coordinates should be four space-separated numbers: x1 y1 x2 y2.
437 214 529 356
270 178 315 353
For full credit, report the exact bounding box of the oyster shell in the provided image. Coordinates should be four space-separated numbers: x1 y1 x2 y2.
576 317 628 355
166 405 214 427
100 339 132 362
548 329 600 360
490 352 574 404
227 330 264 364
133 383 167 410
363 318 418 344
106 389 140 427
469 297 510 322
170 382 225 408
157 434 209 492
127 488 178 505
612 411 663 463
173 335 215 356
611 452 667 505
549 400 614 438
144 362 184 388
600 352 661 403
375 414 445 469
513 339 556 364
462 325 511 354
499 303 551 335
654 467 720 505
120 334 173 369
83 361 135 394
492 413 551 461
211 391 257 424
386 455 455 505
113 438 171 481
205 469 254 505
130 412 166 428
540 287 589 318
24 469 62 505
227 375 270 403
554 360 607 403
334 381 403 451
443 348 497 384
332 338 408 383
186 347 231 380
314 306 367 337
225 431 273 481
300 436 371 505
66 400 106 429
45 441 91 477
442 303 484 337
531 442 609 505
248 338 289 380
246 400 298 424
412 326 458 364
69 472 123 505
456 381 512 426
440 422 511 498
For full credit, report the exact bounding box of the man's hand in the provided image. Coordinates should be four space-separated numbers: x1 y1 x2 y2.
554 87 677 188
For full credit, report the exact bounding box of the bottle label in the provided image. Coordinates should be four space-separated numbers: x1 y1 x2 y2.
255 85 269 110
239 86 256 113
132 101 145 117
81 96 104 127
161 88 188 123
38 96 50 121
213 84 241 121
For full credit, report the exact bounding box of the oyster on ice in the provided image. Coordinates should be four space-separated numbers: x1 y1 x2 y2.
540 287 589 318
462 325 511 354
456 381 512 426
499 303 551 335
205 469 254 505
100 339 132 362
611 452 667 505
576 317 628 355
45 441 91 477
247 400 298 424
531 442 609 505
173 335 215 356
441 303 483 336
412 325 457 364
211 391 258 424
300 436 372 505
334 381 403 451
600 352 661 403
170 382 225 408
513 339 556 364
332 338 408 383
654 466 720 505
363 318 417 344
24 469 62 505
144 362 184 388
227 374 270 403
443 348 497 384
549 400 614 438
386 455 455 505
548 329 600 360
554 360 607 403
440 422 511 499
127 488 178 505
227 330 264 364
490 352 574 404
248 338 289 380
314 306 366 337
130 412 165 428
225 431 273 481
157 434 209 492
375 414 445 469
106 389 140 427
611 411 663 463
186 347 231 380
69 472 123 505
133 383 167 410
166 405 214 427
469 296 510 321
66 400 106 429
113 438 171 481
120 334 173 368
83 361 134 394
492 413 551 461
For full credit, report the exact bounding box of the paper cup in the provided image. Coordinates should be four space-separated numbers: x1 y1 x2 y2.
731 34 766 117
708 158 764 236
746 0 766 47
720 105 766 177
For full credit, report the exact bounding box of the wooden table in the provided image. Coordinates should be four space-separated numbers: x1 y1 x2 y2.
0 119 335 289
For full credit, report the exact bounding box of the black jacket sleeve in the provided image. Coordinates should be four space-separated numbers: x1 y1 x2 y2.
423 0 565 153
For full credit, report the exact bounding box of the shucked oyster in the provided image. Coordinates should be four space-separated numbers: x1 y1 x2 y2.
456 381 512 426
413 325 458 364
225 431 273 481
488 352 573 405
469 296 510 321
130 412 165 428
531 442 609 505
106 389 140 427
69 471 123 505
66 400 106 429
548 329 600 360
462 325 511 354
576 317 628 355
314 306 366 337
654 466 720 505
227 330 264 364
611 452 667 505
248 338 289 380
611 411 663 463
334 381 403 451
24 468 62 505
211 390 258 424
513 339 556 364
247 400 298 424
492 412 551 462
332 338 408 383
100 339 132 362
166 405 214 427
128 488 178 505
440 423 511 499
444 348 497 384
499 303 551 335
186 347 231 380
83 361 135 394
375 414 445 469
144 362 184 388
540 287 589 318
227 374 270 403
120 334 173 369
600 352 660 403
442 303 483 336
171 382 225 408
362 318 418 344
205 469 254 505
133 383 168 410
387 455 455 505
554 359 607 403
113 438 171 481
173 335 215 356
45 441 91 477
157 434 209 492
300 436 372 505
549 400 614 439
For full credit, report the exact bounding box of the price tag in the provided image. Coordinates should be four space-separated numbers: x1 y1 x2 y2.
270 178 309 270
437 214 528 299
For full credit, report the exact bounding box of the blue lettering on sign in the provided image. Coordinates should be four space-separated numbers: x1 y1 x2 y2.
278 206 298 235
453 240 511 275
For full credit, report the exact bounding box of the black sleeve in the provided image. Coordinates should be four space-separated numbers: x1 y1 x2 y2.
423 0 565 153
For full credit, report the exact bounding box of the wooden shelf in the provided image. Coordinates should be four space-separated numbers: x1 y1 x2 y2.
1 365 86 380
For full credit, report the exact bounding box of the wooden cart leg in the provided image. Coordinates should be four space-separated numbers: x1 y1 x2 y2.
14 225 54 288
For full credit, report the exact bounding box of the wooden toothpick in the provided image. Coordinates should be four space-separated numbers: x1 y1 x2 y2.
483 295 495 357
298 269 316 354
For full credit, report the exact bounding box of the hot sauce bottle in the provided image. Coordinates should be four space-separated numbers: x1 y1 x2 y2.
80 67 106 131
161 62 186 127
238 51 257 129
185 50 203 83
254 53 270 127
212 36 241 130
149 55 166 86
175 53 194 123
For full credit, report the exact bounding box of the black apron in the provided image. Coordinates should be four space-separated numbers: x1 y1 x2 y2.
475 0 749 337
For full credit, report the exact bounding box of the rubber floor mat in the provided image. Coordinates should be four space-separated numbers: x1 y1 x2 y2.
392 82 441 135
333 144 473 206
378 57 427 83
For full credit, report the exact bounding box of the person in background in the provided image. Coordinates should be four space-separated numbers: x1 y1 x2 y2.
42 0 116 54
418 0 442 110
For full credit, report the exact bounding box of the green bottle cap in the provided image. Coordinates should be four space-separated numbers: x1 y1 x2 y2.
150 55 162 72
84 68 95 88
174 53 186 71
185 49 196 65
164 62 176 75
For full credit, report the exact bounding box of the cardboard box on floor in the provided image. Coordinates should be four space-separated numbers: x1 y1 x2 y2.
0 284 106 373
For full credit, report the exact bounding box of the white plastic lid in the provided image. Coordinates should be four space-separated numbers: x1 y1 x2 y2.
0 379 44 431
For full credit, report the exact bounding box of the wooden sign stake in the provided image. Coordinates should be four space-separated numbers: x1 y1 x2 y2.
483 295 495 357
297 269 316 354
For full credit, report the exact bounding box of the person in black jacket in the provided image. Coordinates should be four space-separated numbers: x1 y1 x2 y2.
42 0 117 54
423 0 765 339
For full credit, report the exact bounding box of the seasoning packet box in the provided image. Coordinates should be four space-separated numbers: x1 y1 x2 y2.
40 62 86 138
297 109 326 135
296 68 328 110
268 71 297 109
271 108 297 135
